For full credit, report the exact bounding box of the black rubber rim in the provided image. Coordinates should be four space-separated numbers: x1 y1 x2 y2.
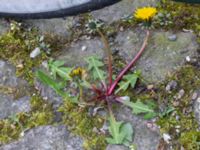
0 0 121 19
173 0 200 4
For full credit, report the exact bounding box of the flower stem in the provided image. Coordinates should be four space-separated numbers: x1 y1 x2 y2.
108 30 150 95
78 83 83 101
97 30 113 87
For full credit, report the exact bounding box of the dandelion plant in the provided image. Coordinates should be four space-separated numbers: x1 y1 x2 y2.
37 7 158 147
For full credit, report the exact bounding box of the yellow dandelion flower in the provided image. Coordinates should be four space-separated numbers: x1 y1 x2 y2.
134 7 157 21
70 67 86 78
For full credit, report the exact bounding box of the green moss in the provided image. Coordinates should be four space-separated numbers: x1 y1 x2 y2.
156 65 200 149
58 100 106 150
157 0 200 42
0 95 54 145
179 130 200 150
118 65 200 149
0 22 48 85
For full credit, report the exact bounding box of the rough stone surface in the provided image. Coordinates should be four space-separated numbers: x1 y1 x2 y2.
0 125 83 150
0 19 9 35
0 94 30 119
193 91 200 126
114 106 160 150
34 79 63 109
25 17 76 37
57 37 105 66
92 0 158 24
0 60 31 119
0 60 30 98
34 37 105 108
114 29 199 83
106 144 129 150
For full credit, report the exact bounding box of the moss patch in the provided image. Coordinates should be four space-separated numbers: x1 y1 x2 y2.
157 0 200 42
179 130 200 150
0 22 50 84
58 100 106 150
156 65 200 149
0 95 54 145
120 65 200 149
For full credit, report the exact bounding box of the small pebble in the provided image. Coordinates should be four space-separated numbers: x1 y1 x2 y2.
100 121 109 134
197 97 200 103
20 131 25 137
173 101 180 107
127 36 130 40
176 129 180 133
147 84 154 90
185 56 191 62
30 47 41 58
39 36 44 42
41 61 48 69
146 122 158 132
81 45 87 51
43 97 48 100
192 92 198 100
16 64 24 69
163 133 171 144
92 127 99 134
166 80 178 92
146 122 153 128
175 125 181 129
120 26 124 32
176 115 180 120
168 34 177 41
177 89 185 99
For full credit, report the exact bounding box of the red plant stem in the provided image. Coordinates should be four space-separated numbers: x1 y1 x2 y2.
91 84 102 95
108 30 150 95
97 30 113 87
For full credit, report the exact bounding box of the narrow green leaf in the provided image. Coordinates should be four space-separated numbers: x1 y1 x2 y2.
56 67 72 80
52 60 65 67
143 112 157 120
159 106 175 118
36 70 62 90
36 70 67 97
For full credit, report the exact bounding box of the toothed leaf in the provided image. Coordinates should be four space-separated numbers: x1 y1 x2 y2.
115 73 139 94
85 56 106 83
106 114 133 146
48 59 73 81
122 99 156 119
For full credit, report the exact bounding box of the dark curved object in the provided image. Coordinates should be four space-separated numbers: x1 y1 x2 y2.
173 0 200 4
0 0 121 19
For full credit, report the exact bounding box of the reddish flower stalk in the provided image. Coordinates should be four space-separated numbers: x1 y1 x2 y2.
97 30 113 87
107 30 150 95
